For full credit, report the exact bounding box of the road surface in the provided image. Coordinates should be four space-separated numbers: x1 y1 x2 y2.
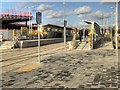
1 40 120 89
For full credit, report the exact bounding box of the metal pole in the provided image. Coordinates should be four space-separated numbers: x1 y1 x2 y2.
31 22 32 34
83 23 85 41
116 0 118 49
38 24 41 63
116 0 119 72
102 13 104 37
110 7 115 42
107 18 108 33
29 7 30 34
1 35 2 47
64 21 66 45
63 0 66 48
21 27 22 36
91 22 94 49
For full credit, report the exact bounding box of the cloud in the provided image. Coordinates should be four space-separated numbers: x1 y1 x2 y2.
37 4 53 11
43 19 64 26
90 10 112 20
74 6 92 15
77 14 85 18
15 2 27 8
101 0 119 3
49 19 64 26
33 0 41 2
44 10 63 19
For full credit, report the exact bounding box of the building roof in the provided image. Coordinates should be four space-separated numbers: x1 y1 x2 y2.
31 23 73 30
44 24 73 30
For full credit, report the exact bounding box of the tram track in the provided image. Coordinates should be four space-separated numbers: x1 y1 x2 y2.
1 42 68 73
1 43 64 61
0 48 21 54
1 46 63 62
1 42 64 57
1 46 66 68
1 46 65 73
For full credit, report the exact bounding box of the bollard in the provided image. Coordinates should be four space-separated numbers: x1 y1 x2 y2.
72 33 77 41
68 41 71 49
88 36 91 50
21 41 23 49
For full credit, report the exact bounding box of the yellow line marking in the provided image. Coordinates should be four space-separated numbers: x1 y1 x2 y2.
14 63 43 73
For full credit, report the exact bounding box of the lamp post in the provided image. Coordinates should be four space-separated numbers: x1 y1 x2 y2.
101 12 105 37
36 12 42 63
63 0 66 49
38 24 41 63
32 10 42 63
110 7 115 41
25 6 34 34
115 0 118 49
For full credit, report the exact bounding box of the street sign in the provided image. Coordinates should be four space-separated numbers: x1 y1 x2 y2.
36 12 42 25
36 12 42 63
64 20 67 27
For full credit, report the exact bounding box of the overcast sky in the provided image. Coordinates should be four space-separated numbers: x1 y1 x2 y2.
1 1 120 28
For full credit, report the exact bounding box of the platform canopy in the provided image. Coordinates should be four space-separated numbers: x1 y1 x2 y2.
84 21 94 25
0 14 33 24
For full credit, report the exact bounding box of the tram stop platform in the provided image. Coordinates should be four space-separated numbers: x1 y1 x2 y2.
0 38 72 49
76 37 113 50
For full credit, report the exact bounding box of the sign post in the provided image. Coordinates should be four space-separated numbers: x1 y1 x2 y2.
115 0 118 50
63 1 67 49
38 25 40 63
36 12 42 63
64 20 67 48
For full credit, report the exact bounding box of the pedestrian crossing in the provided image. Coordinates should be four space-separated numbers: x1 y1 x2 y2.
76 41 90 50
